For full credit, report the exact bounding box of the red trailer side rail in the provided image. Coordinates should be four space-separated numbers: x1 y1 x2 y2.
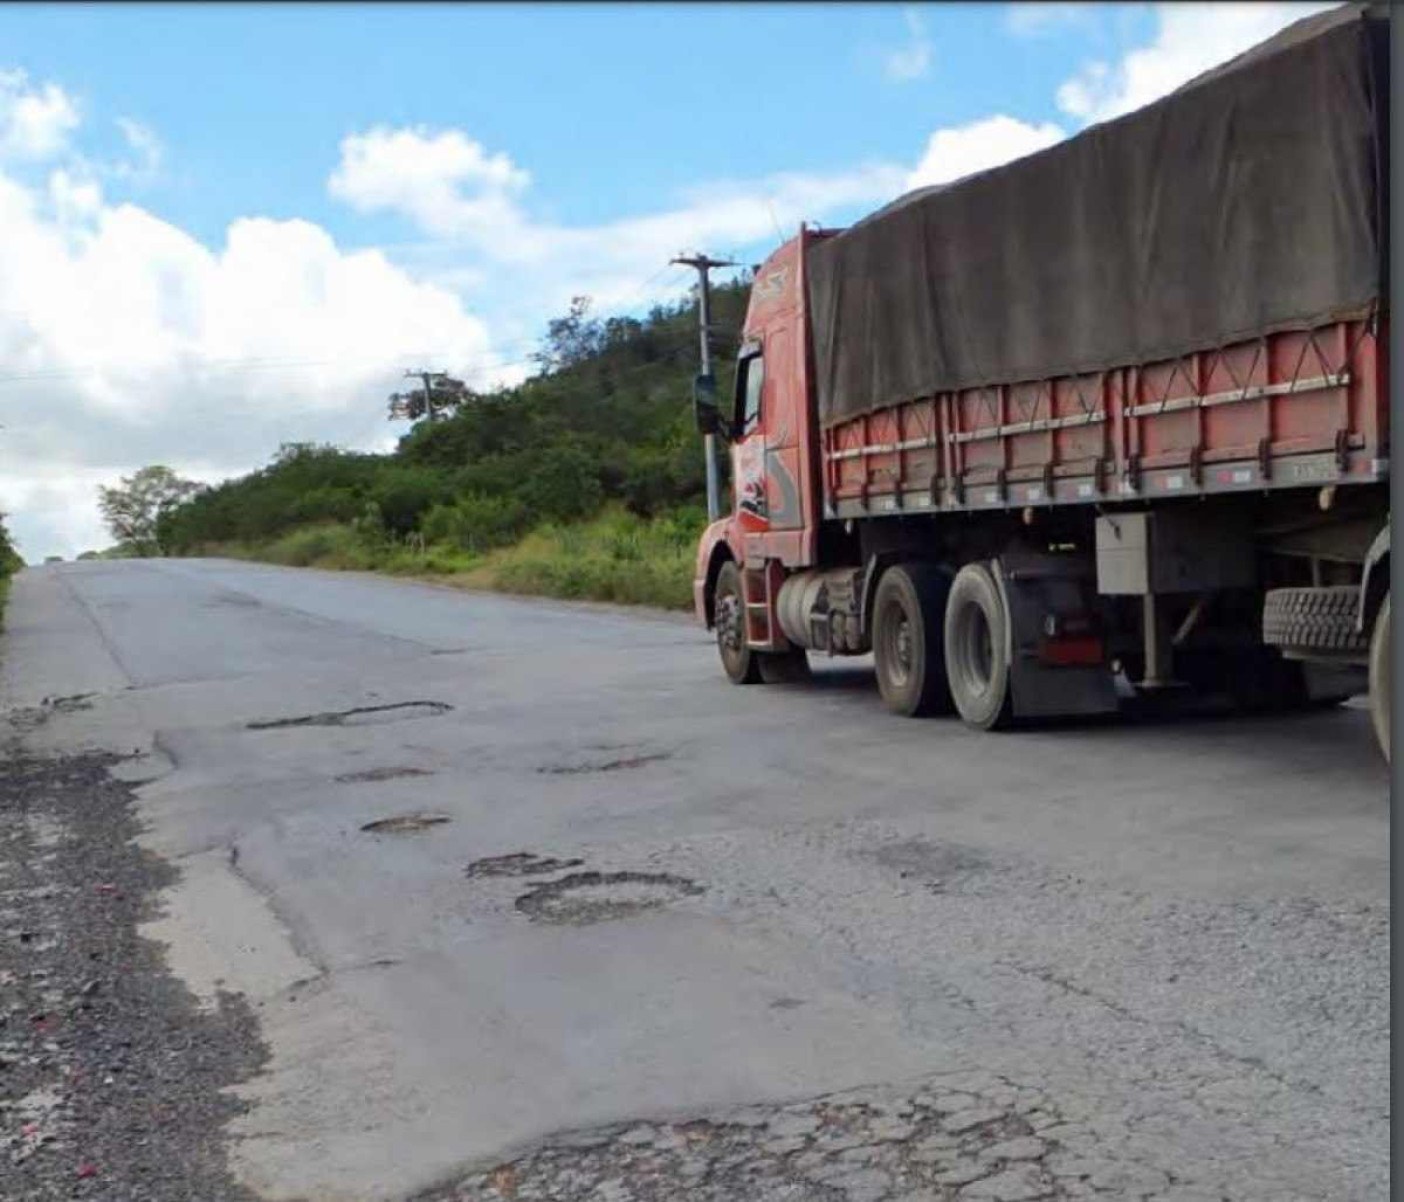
822 312 1387 520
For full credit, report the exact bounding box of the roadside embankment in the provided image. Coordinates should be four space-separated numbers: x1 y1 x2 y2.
180 505 701 611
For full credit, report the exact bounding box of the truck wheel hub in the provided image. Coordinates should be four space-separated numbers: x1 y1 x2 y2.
717 593 743 652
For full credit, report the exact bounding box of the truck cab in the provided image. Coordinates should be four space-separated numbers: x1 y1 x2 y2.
692 230 834 658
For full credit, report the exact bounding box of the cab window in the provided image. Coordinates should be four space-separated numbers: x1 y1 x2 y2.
736 352 764 434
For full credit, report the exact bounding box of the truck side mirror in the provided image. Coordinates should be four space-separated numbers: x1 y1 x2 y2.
693 372 725 438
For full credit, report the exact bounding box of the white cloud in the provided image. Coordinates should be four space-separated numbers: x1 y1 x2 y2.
0 118 504 561
884 8 933 82
1004 3 1103 39
47 167 103 221
113 117 163 183
329 126 531 243
908 114 1065 189
1055 2 1337 125
0 69 79 160
328 124 907 318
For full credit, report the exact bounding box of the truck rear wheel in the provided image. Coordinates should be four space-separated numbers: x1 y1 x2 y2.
944 561 1014 730
872 563 954 716
1369 592 1390 762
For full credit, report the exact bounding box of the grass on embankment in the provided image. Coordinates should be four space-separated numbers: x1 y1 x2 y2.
186 506 703 611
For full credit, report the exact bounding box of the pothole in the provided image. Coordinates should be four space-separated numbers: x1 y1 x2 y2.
515 871 703 925
48 693 96 713
336 766 435 783
248 701 452 730
464 852 585 879
870 838 992 893
359 812 451 834
205 592 260 608
6 693 97 733
539 751 671 775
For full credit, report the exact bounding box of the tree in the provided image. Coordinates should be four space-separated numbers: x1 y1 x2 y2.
97 466 202 556
0 512 22 576
533 296 603 373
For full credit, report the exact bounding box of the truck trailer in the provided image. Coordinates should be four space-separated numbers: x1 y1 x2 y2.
692 3 1392 758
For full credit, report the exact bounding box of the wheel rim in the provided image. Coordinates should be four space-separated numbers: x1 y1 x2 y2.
717 589 743 655
879 597 913 689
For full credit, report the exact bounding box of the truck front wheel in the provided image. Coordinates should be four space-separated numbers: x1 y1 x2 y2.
714 560 761 684
713 560 810 686
872 563 954 716
1369 592 1390 762
944 561 1014 730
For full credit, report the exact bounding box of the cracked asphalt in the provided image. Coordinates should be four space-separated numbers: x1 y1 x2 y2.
1 559 1389 1201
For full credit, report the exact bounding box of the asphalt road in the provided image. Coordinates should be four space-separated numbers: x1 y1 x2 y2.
1 559 1388 1201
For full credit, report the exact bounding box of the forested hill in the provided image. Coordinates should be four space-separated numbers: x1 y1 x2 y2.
159 279 752 568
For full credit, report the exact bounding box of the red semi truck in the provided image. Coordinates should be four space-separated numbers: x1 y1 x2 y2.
692 4 1393 758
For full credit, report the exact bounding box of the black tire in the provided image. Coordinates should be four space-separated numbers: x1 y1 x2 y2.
944 561 1014 730
872 563 954 716
714 560 761 684
1262 586 1368 655
1369 592 1390 762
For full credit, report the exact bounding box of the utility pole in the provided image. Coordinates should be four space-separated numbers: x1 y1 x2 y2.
389 369 465 423
407 369 437 423
671 253 736 521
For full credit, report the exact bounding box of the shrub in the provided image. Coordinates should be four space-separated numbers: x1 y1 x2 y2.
371 467 451 537
421 494 530 553
519 444 603 523
262 524 378 570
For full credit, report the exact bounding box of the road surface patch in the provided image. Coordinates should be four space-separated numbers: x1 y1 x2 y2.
246 701 452 730
513 871 703 925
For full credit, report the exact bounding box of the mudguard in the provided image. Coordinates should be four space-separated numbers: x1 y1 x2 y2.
993 551 1119 720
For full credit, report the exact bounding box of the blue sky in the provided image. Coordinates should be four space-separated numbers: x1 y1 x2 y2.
0 2 1332 558
0 3 1148 244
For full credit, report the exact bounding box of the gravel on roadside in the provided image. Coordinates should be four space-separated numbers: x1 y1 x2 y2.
0 747 267 1201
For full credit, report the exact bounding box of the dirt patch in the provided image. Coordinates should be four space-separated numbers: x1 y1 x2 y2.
0 750 267 1200
465 852 585 879
360 812 452 834
247 701 452 730
514 871 703 925
335 766 434 783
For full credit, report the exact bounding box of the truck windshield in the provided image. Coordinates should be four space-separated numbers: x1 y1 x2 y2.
737 353 764 434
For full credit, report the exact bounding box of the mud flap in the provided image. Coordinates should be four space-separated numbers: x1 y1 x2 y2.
993 552 1119 720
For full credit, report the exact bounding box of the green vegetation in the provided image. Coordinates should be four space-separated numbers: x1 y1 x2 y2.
0 512 22 632
157 284 750 609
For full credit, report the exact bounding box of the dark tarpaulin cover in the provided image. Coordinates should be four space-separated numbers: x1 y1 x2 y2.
807 3 1390 428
